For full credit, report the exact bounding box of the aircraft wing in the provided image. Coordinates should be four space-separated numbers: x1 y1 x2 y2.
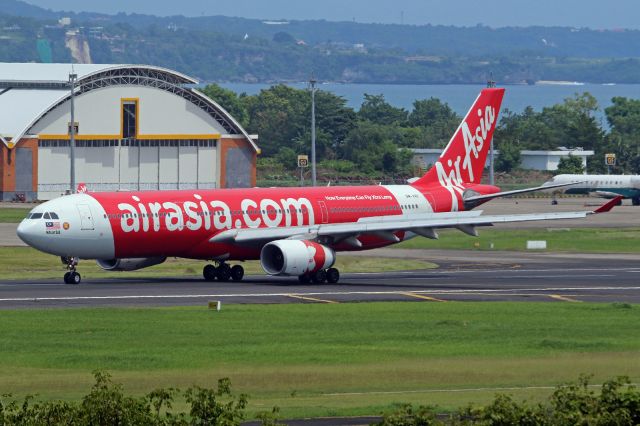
210 196 621 246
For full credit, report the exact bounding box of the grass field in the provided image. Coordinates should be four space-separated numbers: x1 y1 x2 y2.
0 302 638 418
0 207 30 223
397 227 640 253
0 247 436 281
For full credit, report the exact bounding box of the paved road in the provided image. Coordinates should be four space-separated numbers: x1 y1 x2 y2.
1 252 639 308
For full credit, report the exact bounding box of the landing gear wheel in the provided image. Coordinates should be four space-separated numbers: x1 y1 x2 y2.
326 268 340 284
230 265 244 282
203 264 217 281
311 269 327 284
633 197 640 206
617 198 623 206
217 263 231 282
64 271 81 285
63 257 80 284
298 274 311 284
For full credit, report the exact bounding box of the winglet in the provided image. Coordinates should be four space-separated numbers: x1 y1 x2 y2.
592 196 623 214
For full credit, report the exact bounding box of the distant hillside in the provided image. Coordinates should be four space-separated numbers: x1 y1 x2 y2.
4 0 640 57
2 0 640 83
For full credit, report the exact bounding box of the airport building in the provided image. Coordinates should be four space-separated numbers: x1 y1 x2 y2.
0 63 259 201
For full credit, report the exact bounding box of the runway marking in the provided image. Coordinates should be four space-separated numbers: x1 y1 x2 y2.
548 294 582 303
400 292 446 302
350 267 640 276
1 286 640 303
400 274 616 281
286 294 338 304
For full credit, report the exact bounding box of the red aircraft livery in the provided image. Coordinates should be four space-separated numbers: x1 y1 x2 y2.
16 88 619 284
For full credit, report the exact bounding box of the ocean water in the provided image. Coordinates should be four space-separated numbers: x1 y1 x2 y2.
220 82 640 126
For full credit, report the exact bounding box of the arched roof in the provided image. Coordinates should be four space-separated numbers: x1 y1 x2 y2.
0 63 258 152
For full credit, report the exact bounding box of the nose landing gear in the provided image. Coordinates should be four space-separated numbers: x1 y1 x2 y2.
61 256 81 284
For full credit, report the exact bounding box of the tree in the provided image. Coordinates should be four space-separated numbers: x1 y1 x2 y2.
556 154 585 175
200 84 249 127
408 97 458 128
272 32 296 44
602 97 640 174
358 94 407 125
495 140 521 173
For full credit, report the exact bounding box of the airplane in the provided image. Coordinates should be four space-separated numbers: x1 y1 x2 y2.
544 174 640 205
16 88 620 285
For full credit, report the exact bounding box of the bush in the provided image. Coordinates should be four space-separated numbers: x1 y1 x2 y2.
376 376 640 426
0 371 279 426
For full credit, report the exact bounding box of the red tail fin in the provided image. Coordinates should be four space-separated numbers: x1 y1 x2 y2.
76 183 88 193
412 88 505 187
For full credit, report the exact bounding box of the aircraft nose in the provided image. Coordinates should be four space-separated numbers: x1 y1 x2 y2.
16 219 35 246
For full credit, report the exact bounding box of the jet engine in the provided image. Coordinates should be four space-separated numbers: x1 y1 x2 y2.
260 240 335 276
96 257 167 271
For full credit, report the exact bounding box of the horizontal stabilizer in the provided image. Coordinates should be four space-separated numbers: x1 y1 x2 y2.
464 181 584 209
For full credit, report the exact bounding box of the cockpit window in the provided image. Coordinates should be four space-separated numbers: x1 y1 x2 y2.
43 212 51 219
30 213 43 219
50 212 59 219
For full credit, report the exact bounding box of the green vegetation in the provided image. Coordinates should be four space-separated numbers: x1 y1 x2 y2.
4 374 638 425
0 303 638 418
556 154 586 175
377 376 640 425
0 247 436 280
1 372 254 425
202 85 640 181
0 207 30 223
7 2 640 84
397 227 640 253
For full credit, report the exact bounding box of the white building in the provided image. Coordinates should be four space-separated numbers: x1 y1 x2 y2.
410 148 593 174
0 63 259 200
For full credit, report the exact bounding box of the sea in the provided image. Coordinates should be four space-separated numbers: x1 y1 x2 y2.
219 82 640 127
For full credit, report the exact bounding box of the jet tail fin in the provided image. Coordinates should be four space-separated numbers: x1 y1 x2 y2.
411 88 505 188
76 183 88 194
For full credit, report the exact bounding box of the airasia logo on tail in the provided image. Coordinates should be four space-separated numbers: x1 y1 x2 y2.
436 105 496 210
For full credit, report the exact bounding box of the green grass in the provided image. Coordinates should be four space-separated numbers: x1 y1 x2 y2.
0 247 436 281
0 207 30 223
397 227 640 253
0 303 638 418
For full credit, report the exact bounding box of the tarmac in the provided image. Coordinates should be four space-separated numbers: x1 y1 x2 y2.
0 250 638 308
1 197 638 309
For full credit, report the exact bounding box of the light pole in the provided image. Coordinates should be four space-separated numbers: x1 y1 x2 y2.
310 76 317 186
69 72 77 193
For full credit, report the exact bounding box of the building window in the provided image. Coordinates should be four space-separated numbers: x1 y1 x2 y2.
67 122 79 135
122 100 137 139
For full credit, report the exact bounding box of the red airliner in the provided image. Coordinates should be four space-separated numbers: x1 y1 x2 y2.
16 88 618 284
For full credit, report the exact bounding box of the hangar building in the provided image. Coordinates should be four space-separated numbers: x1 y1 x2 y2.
0 63 259 201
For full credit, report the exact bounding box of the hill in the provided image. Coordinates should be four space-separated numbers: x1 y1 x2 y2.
2 0 640 83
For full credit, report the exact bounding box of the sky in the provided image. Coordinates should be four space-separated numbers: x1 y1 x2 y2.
24 0 640 29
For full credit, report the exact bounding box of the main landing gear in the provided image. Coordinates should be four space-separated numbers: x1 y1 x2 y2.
203 262 244 282
61 256 81 285
298 267 340 284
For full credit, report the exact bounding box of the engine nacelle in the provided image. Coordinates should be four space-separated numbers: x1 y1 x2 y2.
260 240 335 276
96 257 167 271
